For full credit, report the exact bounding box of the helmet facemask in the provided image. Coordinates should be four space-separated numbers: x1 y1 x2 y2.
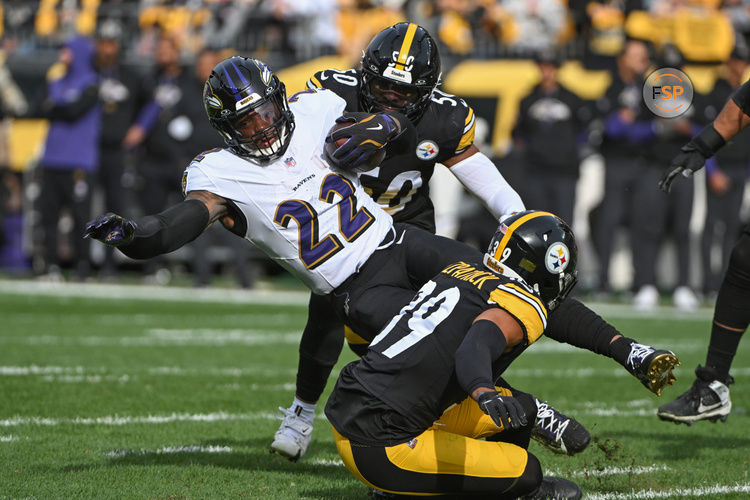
360 71 435 121
226 98 291 161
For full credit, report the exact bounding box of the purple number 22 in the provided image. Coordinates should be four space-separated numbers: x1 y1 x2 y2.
274 174 375 269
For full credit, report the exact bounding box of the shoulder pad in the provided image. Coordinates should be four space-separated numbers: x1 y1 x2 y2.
488 280 548 344
429 89 476 154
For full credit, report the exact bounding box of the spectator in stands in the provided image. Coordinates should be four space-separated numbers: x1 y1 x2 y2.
512 50 591 226
37 35 100 281
631 50 698 311
135 33 193 283
501 0 571 54
0 48 28 271
592 39 651 295
94 19 155 279
696 47 750 296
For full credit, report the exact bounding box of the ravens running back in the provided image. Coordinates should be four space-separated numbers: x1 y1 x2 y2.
325 211 582 499
306 22 524 232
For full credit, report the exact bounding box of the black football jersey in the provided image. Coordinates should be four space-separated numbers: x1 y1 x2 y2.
324 261 548 446
307 69 476 232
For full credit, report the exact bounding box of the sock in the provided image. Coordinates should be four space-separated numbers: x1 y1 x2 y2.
705 323 743 382
291 396 317 422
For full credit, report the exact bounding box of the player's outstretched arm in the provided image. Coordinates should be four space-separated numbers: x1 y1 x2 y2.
444 145 525 219
84 190 229 259
659 85 750 193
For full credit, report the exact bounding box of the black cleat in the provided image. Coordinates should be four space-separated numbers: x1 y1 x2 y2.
531 399 590 455
522 476 582 499
657 365 732 425
625 343 679 396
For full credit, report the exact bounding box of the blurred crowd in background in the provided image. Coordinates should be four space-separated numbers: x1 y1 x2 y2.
1 0 750 311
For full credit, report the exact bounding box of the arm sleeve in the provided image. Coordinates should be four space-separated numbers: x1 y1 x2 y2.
448 151 525 220
118 199 210 259
45 85 99 121
455 319 508 396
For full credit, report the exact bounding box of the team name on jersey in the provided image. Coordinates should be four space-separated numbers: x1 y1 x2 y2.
441 261 499 289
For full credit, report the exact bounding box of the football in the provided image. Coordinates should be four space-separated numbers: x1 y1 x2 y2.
324 120 351 159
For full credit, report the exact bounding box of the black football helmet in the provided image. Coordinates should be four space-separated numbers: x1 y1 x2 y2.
360 22 441 122
203 56 295 163
483 211 578 311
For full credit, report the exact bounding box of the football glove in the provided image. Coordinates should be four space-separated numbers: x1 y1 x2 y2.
477 390 528 430
325 112 401 173
659 125 725 193
83 213 135 246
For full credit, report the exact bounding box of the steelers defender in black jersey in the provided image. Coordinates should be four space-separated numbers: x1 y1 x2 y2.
272 23 679 464
306 23 523 231
326 212 585 498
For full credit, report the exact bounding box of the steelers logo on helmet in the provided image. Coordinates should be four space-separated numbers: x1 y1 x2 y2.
545 242 570 274
416 140 439 160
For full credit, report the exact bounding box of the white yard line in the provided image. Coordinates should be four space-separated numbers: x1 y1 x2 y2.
0 435 17 442
105 445 233 457
0 279 309 306
545 464 669 478
586 483 750 499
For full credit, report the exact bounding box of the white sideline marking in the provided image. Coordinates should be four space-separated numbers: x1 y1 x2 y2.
310 458 344 467
0 365 298 377
0 412 331 427
0 331 302 347
545 464 669 478
0 279 715 319
586 483 750 499
0 279 309 306
0 435 17 442
105 445 232 458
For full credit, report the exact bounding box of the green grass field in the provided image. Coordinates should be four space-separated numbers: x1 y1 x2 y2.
0 280 748 499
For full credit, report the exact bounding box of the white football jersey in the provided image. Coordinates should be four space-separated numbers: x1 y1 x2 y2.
183 88 394 294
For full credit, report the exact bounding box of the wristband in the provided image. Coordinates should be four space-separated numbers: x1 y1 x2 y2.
690 125 726 158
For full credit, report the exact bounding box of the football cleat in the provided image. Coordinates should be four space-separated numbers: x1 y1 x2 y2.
269 406 313 462
522 476 582 500
657 365 733 425
626 342 679 396
531 399 590 455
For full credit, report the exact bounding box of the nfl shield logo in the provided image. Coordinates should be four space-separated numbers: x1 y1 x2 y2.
284 157 296 167
407 438 418 449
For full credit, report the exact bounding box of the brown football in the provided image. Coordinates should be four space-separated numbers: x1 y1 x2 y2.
326 121 351 152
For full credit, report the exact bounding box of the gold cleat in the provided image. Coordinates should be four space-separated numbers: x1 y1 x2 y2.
644 351 680 396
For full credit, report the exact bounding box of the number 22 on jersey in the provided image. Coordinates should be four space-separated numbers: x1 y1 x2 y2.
273 173 375 269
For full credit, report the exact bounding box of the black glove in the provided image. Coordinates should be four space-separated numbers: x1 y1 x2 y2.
83 213 135 246
659 125 725 193
325 112 401 173
477 390 527 430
